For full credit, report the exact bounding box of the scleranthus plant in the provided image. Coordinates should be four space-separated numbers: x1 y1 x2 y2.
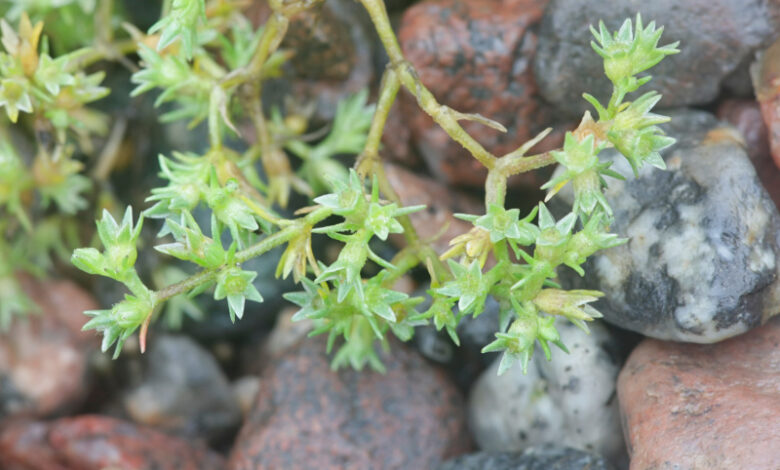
0 2 133 329
60 2 680 374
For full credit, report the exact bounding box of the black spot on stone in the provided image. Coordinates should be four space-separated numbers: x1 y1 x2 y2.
531 418 548 430
649 242 662 258
562 376 581 393
468 86 491 100
714 280 771 330
0 374 28 419
623 268 680 327
518 430 527 441
670 179 705 205
654 205 680 231
452 50 466 73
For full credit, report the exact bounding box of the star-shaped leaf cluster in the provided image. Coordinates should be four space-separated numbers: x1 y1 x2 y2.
482 301 566 375
130 44 213 124
148 0 206 60
82 290 156 359
606 91 676 176
71 207 143 283
590 14 679 99
214 265 263 322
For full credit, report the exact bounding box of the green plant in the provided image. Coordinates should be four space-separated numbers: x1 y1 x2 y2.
0 2 134 328
3 1 678 374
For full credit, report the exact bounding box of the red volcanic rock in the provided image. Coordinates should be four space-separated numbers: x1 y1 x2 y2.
229 336 470 469
398 0 557 188
617 317 780 469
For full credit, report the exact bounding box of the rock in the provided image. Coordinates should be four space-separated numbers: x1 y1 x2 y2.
534 0 780 118
384 163 481 255
231 376 261 418
0 416 225 470
381 102 422 167
437 447 616 470
557 110 780 342
753 36 780 170
49 415 225 470
398 0 558 188
717 99 780 208
618 316 780 469
228 336 470 469
468 320 625 465
122 334 241 443
248 0 375 122
260 307 313 359
0 420 67 470
716 100 771 163
0 278 97 420
414 294 501 390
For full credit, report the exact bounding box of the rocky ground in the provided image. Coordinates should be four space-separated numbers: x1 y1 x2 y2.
2 1 780 469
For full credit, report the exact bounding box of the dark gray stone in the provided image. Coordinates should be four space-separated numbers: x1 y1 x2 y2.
414 293 500 389
122 334 241 444
437 447 615 470
468 320 625 465
556 110 780 342
534 0 779 118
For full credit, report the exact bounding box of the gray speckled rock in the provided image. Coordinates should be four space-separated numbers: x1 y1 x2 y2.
122 335 241 443
556 110 780 342
534 0 779 118
468 320 624 465
437 447 615 470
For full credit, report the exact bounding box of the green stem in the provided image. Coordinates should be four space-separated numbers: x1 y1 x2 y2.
485 170 507 207
208 88 223 149
356 68 401 177
359 0 497 170
154 207 332 302
498 151 557 176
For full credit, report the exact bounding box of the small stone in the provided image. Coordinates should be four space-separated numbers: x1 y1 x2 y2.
398 0 557 188
468 320 625 465
228 336 470 469
753 36 780 170
556 110 780 342
414 294 501 390
618 316 780 469
231 376 261 418
0 278 97 420
716 99 780 209
534 0 780 118
0 420 67 470
48 415 225 470
437 447 616 470
260 307 314 360
122 334 241 443
248 0 374 122
384 163 481 255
